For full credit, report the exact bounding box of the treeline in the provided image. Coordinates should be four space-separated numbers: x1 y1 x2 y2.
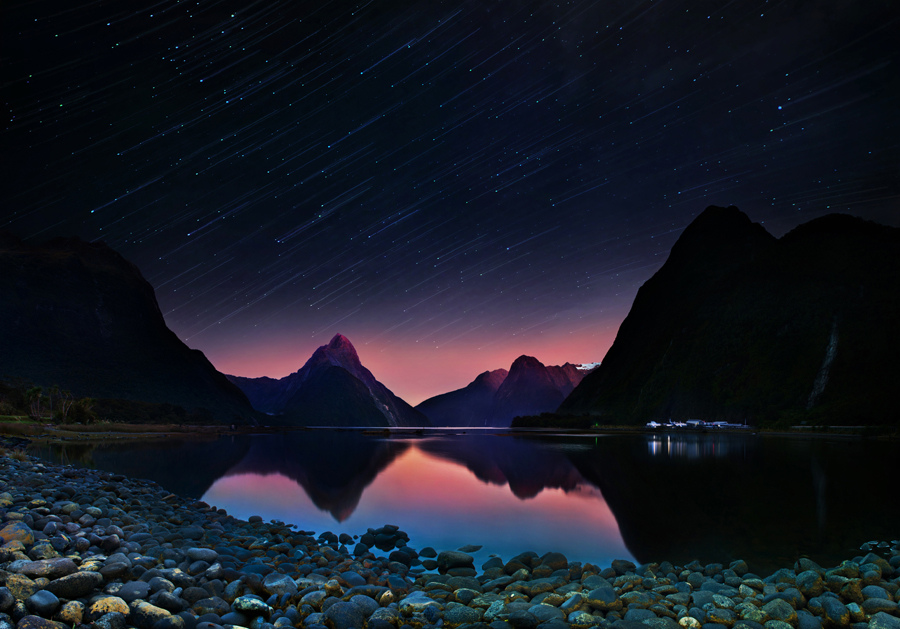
0 379 97 423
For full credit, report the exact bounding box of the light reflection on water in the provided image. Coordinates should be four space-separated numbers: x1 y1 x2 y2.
37 431 900 574
203 444 633 567
647 433 751 459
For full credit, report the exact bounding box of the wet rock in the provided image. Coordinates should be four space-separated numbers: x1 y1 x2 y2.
18 559 77 581
131 600 173 629
117 580 152 602
584 586 621 611
43 570 103 599
443 604 483 627
87 596 130 621
53 600 84 625
762 598 797 625
0 523 34 546
436 551 474 575
324 601 366 629
24 590 59 618
262 572 298 597
5 575 37 602
869 612 900 629
820 597 850 628
14 616 59 629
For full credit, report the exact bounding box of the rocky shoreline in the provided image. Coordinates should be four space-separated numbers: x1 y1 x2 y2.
1 448 898 629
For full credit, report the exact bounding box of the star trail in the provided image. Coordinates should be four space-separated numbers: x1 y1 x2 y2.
3 0 898 403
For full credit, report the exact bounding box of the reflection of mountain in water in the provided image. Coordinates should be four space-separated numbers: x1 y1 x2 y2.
79 436 251 499
45 431 900 574
224 431 408 521
569 434 900 574
418 435 586 499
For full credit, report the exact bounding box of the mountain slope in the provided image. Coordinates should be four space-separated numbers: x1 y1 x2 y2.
228 334 428 427
0 232 258 424
414 369 508 427
416 357 584 427
560 206 900 426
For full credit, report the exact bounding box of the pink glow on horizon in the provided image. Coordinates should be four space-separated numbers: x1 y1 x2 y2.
203 445 633 565
200 319 620 405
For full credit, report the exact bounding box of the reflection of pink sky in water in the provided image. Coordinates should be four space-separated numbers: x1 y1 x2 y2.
203 445 634 566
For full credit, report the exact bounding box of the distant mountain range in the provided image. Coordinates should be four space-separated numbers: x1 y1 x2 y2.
0 232 258 424
228 334 428 427
559 206 900 426
416 355 586 426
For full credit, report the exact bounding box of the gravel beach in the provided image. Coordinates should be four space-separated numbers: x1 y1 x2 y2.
1 445 898 629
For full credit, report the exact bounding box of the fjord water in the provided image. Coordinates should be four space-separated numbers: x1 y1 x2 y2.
42 431 899 574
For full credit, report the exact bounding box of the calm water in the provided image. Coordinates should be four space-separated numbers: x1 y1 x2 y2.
40 430 899 574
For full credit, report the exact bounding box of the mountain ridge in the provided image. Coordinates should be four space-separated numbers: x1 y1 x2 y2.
559 206 900 426
0 231 259 424
416 356 585 426
228 334 428 427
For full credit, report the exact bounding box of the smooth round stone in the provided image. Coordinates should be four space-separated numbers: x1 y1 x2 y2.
153 591 185 613
131 601 173 628
869 612 900 629
44 570 103 599
324 601 366 629
6 574 38 601
436 551 474 574
55 600 85 624
186 548 218 563
14 616 59 629
219 610 251 626
528 605 565 623
0 522 35 546
88 596 129 620
1 586 19 612
192 597 230 617
398 592 441 615
117 580 151 602
584 586 622 611
24 590 59 617
348 595 378 618
820 597 850 628
262 572 298 597
233 595 273 617
442 605 483 627
150 616 186 629
863 599 898 615
18 558 78 580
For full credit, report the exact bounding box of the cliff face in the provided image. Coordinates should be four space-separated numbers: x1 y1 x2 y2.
228 334 428 427
416 357 585 427
560 206 900 426
0 232 258 424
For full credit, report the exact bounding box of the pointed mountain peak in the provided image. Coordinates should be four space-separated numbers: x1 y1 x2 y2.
509 355 546 373
309 333 361 371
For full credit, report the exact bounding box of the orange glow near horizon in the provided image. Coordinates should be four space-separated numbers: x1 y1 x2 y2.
200 319 620 405
203 444 634 565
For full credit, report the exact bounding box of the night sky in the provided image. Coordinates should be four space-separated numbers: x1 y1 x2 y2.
3 0 898 404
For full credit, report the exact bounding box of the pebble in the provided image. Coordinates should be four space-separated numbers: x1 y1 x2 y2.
0 448 898 629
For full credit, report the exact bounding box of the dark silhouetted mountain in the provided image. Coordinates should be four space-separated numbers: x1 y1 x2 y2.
494 356 583 425
0 232 258 424
560 206 900 426
416 357 584 426
228 334 428 427
414 368 507 427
